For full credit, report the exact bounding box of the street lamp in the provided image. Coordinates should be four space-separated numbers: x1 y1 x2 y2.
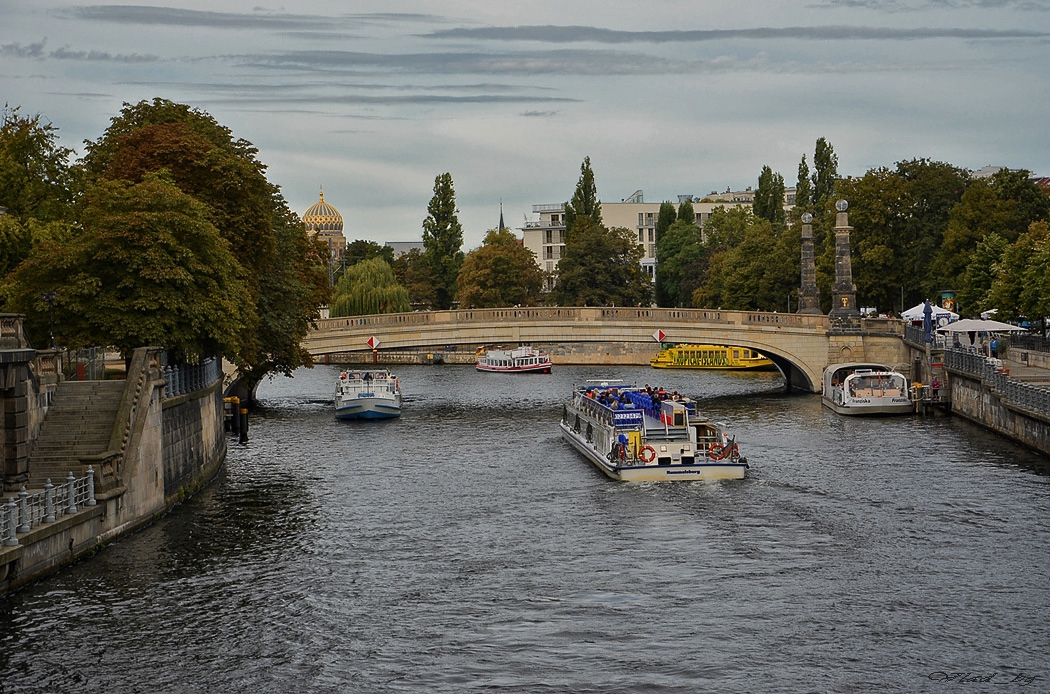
41 291 56 349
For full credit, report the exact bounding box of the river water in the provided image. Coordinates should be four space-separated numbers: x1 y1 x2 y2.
1 364 1048 693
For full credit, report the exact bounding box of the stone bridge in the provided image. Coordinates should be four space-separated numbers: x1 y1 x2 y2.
302 307 909 393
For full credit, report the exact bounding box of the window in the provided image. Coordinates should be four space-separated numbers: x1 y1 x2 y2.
545 230 552 244
638 230 645 242
648 229 654 242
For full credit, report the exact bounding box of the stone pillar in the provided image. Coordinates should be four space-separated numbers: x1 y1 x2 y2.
797 213 821 314
828 200 860 332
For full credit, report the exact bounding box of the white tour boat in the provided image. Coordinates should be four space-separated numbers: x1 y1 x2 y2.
821 363 912 416
559 381 748 482
476 345 552 374
334 369 402 420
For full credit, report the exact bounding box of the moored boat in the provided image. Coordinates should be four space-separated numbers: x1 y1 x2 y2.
559 381 748 482
476 345 552 374
821 363 912 416
334 369 402 420
650 344 775 370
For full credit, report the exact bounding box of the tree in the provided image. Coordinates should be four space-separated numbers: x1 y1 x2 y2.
987 221 1049 321
957 232 1008 314
812 137 839 214
455 227 544 308
655 219 704 307
79 98 327 380
655 201 677 243
330 257 410 316
564 156 602 241
795 154 812 211
753 165 786 227
344 239 394 268
4 173 252 361
549 218 650 307
0 106 78 224
677 198 695 226
653 201 680 306
391 247 436 309
421 172 464 310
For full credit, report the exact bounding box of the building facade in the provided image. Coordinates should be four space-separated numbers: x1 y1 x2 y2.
302 189 346 259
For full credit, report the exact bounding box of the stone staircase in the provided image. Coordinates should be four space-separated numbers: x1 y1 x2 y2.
26 380 125 490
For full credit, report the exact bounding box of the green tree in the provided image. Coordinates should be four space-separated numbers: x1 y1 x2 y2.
986 221 1049 321
655 201 677 243
753 165 786 227
422 172 464 310
549 218 650 307
344 239 394 268
812 137 839 214
564 156 602 241
655 219 703 307
957 232 1008 314
391 247 436 309
677 198 695 226
4 173 252 360
0 106 78 224
79 98 327 380
330 257 410 317
455 227 544 308
795 154 812 211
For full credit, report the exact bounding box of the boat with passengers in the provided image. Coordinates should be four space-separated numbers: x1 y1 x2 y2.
334 369 402 420
650 344 775 370
476 345 552 374
821 363 912 416
560 381 748 481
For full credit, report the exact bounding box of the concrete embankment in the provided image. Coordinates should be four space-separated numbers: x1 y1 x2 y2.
0 346 227 595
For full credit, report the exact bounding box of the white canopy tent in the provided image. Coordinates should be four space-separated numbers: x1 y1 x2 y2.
901 302 958 322
936 318 1027 333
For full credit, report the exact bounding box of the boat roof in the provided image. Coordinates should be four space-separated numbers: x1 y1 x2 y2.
824 362 894 375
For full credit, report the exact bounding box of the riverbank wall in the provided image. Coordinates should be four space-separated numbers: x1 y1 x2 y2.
0 343 226 595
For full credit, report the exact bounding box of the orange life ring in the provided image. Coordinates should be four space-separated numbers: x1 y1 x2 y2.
638 445 656 464
709 444 726 460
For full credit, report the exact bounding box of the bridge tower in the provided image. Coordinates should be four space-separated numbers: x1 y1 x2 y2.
797 212 822 315
829 199 860 332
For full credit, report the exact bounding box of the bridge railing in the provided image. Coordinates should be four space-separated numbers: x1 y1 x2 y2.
1 470 97 547
945 348 1050 418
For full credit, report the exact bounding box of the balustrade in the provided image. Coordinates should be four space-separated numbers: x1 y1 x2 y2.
0 468 97 546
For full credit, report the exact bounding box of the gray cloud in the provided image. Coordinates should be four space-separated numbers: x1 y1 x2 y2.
213 93 579 106
1 40 47 58
58 6 451 30
49 46 161 62
423 24 1048 43
814 0 1049 10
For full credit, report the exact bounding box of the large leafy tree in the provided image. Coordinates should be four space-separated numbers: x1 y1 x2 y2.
795 154 812 212
753 165 786 227
655 219 704 307
455 227 543 308
653 201 679 306
421 172 464 310
330 257 410 316
5 173 252 360
677 198 695 226
655 201 677 243
391 247 436 309
986 221 1049 321
563 156 602 241
78 98 327 379
812 137 839 214
549 218 650 307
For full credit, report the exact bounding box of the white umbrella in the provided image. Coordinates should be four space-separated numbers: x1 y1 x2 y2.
902 302 958 321
936 318 1027 333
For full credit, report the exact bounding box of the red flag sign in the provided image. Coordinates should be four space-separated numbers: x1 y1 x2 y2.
367 336 380 349
652 330 665 342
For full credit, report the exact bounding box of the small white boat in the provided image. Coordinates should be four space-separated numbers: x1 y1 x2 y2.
476 345 552 374
334 369 402 420
560 381 748 482
822 363 912 416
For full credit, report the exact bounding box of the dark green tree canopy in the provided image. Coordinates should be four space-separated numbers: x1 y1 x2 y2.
655 219 704 307
564 156 602 240
455 227 544 308
0 106 78 223
549 219 650 308
655 201 677 244
812 137 839 214
677 199 695 226
753 165 786 227
422 172 464 310
330 257 410 317
795 154 812 211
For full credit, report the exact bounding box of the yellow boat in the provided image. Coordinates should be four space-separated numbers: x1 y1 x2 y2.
649 344 775 370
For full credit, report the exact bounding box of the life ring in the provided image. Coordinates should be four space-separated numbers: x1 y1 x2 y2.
638 445 656 464
709 444 726 460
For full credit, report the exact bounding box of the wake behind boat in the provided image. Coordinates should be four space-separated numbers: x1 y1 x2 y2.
821 363 912 416
476 345 552 374
560 381 748 482
334 369 402 420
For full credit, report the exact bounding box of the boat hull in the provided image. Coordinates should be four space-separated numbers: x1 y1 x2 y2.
559 423 747 481
821 397 913 416
334 396 401 420
476 363 551 374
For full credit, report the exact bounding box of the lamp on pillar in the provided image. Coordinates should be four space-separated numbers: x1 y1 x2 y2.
829 200 860 332
41 291 56 349
797 212 822 314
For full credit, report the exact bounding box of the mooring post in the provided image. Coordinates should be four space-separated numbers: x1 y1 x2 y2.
44 479 55 523
65 472 78 515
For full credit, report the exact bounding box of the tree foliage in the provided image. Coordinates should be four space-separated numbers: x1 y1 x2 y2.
422 172 464 310
4 173 252 360
753 165 786 227
564 156 602 241
455 227 544 308
677 199 695 226
330 257 410 317
549 218 650 307
0 106 78 223
655 219 704 307
391 247 436 309
795 154 812 211
812 137 839 214
655 201 677 244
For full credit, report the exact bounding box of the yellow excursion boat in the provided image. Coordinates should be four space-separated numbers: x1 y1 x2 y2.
649 344 775 371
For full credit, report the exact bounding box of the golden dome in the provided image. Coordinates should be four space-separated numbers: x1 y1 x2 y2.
303 189 343 232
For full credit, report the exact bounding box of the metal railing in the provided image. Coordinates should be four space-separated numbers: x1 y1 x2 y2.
1 469 97 547
945 348 1050 417
1010 333 1050 354
902 323 951 349
162 357 222 398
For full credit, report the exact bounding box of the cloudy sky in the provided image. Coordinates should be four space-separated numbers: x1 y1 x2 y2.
3 1 1048 248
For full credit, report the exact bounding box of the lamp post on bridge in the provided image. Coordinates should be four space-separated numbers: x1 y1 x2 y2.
41 291 56 349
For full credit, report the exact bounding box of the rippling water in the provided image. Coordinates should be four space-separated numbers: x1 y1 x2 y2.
1 365 1048 693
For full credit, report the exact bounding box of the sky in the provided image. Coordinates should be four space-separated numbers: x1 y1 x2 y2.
2 1 1049 250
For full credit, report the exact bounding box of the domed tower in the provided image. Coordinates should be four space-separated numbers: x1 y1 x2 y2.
303 188 346 259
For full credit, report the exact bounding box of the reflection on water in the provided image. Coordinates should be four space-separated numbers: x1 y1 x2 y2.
1 364 1048 693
